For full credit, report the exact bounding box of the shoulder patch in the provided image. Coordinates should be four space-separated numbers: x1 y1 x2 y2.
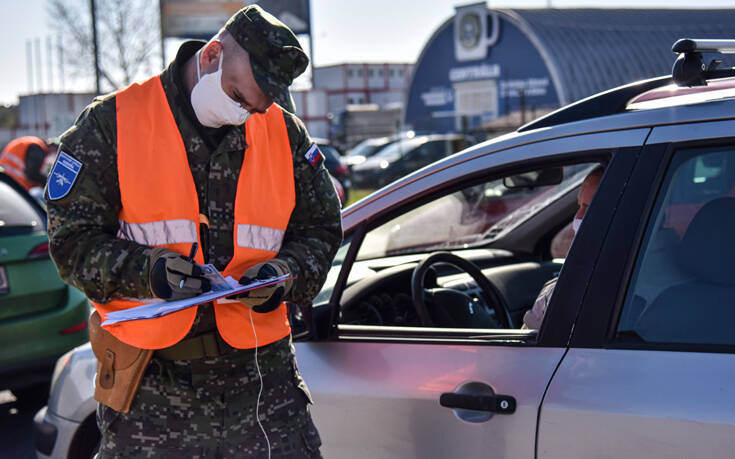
47 151 82 200
304 143 325 168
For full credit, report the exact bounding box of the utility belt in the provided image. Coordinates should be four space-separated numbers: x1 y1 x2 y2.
88 312 236 413
155 331 235 360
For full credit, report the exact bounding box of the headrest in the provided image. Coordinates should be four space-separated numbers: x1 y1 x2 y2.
678 197 735 285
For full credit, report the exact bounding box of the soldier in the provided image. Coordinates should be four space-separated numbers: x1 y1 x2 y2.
0 135 49 191
46 5 341 458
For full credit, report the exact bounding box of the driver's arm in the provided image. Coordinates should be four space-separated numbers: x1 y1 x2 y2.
521 278 557 329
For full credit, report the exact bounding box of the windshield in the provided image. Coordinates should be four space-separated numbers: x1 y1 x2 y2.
0 180 44 230
348 139 391 157
357 163 595 260
374 137 427 159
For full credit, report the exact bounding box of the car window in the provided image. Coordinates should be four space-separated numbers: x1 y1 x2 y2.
0 179 44 235
348 139 393 158
412 140 446 160
317 144 341 169
357 163 593 260
616 145 735 346
374 137 427 159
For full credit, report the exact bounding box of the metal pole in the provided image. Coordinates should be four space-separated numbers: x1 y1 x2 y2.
90 0 101 94
58 35 65 91
47 36 54 92
159 0 166 68
26 40 34 93
35 38 43 92
308 0 314 88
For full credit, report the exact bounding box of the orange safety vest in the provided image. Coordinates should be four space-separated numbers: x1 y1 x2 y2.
94 75 295 350
0 136 46 190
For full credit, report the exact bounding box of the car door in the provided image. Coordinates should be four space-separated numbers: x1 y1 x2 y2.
295 128 649 458
538 122 735 458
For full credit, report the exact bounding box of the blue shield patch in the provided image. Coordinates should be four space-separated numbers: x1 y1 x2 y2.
47 151 82 200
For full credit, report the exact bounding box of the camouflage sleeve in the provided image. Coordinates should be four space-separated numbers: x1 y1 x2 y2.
279 112 343 306
46 95 154 304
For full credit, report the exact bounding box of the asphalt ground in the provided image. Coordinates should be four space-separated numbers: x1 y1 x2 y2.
0 389 46 458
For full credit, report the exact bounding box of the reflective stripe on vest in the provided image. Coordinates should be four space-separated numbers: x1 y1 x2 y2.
1 153 25 169
0 162 28 181
94 75 295 350
236 224 285 252
118 219 198 246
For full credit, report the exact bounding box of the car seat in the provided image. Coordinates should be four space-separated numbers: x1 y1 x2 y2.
635 197 735 345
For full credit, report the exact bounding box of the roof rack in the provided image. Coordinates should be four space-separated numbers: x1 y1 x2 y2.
517 76 671 133
672 39 735 87
519 38 735 133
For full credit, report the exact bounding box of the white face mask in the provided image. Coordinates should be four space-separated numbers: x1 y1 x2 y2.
190 50 250 128
572 217 583 235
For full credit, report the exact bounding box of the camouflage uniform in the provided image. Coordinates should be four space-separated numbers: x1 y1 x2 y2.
96 338 321 458
46 7 341 458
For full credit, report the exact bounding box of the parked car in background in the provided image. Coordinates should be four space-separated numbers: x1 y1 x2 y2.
343 136 399 166
33 343 98 459
36 39 735 459
313 138 351 205
0 170 89 403
350 133 468 189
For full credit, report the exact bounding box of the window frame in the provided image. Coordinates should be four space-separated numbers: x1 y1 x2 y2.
571 136 735 354
322 149 620 346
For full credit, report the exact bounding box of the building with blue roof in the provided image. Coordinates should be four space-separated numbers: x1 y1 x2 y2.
404 4 735 134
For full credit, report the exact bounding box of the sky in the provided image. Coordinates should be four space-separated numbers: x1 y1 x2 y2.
2 0 735 105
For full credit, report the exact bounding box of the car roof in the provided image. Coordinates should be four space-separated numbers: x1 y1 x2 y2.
342 39 735 227
345 94 732 211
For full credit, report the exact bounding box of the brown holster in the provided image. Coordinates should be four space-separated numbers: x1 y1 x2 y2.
88 311 153 413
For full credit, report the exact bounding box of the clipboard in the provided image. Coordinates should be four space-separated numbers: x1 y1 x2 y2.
101 274 294 326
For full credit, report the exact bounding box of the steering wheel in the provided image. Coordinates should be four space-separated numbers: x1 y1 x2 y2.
411 252 512 328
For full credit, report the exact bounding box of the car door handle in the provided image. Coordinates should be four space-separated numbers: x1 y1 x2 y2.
439 392 516 414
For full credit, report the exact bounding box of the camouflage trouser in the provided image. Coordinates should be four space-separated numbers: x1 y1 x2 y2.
95 336 322 458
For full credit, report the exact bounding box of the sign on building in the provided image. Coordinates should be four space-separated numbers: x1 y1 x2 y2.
454 2 499 62
162 1 245 39
161 0 310 39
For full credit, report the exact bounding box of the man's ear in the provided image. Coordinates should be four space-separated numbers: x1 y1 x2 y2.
199 40 224 74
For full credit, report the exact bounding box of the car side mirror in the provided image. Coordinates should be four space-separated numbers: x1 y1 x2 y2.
503 167 563 189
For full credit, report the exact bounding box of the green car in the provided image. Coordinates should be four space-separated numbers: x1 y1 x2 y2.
0 170 90 401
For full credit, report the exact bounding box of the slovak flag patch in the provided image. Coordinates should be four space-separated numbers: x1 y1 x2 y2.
47 151 82 200
304 143 324 168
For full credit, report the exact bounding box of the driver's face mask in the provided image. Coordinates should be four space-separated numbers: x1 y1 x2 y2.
190 50 251 128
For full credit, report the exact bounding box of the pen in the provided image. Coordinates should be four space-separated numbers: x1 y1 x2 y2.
180 242 199 288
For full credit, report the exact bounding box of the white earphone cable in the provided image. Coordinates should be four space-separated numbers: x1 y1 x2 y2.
249 308 271 459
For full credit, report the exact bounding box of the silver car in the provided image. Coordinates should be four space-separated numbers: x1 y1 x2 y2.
37 39 735 458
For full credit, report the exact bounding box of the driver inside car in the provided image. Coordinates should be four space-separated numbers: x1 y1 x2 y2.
521 165 605 329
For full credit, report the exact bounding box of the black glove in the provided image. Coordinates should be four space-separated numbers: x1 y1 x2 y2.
148 248 211 300
232 259 292 313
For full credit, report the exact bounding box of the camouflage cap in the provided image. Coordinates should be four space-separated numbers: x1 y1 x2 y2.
225 5 308 112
